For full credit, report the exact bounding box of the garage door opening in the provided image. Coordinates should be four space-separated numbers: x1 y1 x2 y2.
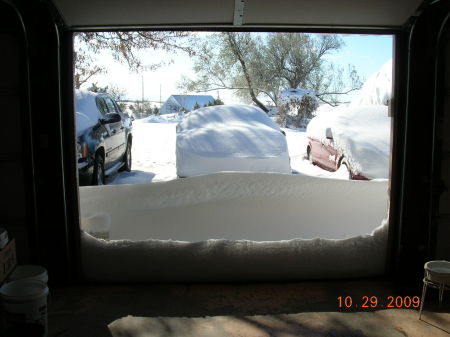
74 31 394 282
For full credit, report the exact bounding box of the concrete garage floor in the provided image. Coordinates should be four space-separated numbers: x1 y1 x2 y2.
47 278 450 337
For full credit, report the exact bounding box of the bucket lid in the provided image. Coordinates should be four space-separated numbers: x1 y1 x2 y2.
0 279 49 302
9 265 48 283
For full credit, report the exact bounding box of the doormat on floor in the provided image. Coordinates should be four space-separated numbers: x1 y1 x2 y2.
108 309 450 337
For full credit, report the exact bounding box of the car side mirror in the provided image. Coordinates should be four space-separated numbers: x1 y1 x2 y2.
100 113 121 124
325 127 333 140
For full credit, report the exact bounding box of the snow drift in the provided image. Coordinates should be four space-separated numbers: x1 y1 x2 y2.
176 105 291 177
81 221 388 282
80 172 389 282
350 59 392 107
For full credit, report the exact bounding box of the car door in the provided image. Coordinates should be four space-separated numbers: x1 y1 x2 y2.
103 95 125 164
322 141 339 170
95 96 118 169
309 137 324 165
321 127 339 171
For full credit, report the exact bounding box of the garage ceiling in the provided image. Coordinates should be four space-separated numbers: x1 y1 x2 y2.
52 0 425 29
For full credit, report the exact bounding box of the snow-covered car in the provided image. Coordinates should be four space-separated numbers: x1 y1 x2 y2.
76 90 133 185
306 105 390 180
176 104 291 177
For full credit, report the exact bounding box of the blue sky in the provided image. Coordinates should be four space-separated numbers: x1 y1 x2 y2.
339 34 393 82
87 33 393 104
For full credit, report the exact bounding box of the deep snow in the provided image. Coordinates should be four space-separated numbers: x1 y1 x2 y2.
80 172 389 282
350 59 392 107
81 172 389 241
81 219 388 282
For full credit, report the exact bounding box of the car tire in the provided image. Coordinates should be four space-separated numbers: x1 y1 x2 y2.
92 153 105 185
340 160 352 180
307 147 314 165
120 139 132 172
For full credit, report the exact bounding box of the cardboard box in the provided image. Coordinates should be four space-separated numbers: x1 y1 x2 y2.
0 238 17 283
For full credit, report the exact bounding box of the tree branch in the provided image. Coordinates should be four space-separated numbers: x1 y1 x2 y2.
316 96 339 107
316 87 361 97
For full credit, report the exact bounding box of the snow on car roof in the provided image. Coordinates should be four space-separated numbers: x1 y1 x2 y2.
176 104 291 177
177 104 286 157
177 104 280 132
75 89 101 136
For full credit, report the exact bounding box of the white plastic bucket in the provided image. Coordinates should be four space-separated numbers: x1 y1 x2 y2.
0 279 49 336
9 265 48 284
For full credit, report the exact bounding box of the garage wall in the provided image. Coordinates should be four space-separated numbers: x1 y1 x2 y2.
436 25 450 259
0 3 31 264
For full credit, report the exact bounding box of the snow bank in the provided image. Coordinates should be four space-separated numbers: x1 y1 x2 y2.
176 105 291 177
350 59 392 107
139 113 184 124
75 90 100 136
81 220 387 282
306 105 390 179
80 172 389 282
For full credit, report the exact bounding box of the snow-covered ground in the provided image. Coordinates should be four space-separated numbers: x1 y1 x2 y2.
80 172 389 281
109 114 351 185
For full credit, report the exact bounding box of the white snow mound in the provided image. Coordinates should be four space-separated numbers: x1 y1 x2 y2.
176 104 291 177
80 172 389 282
351 59 392 107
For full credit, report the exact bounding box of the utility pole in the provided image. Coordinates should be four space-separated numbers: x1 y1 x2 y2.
159 84 162 107
141 75 144 102
140 75 145 118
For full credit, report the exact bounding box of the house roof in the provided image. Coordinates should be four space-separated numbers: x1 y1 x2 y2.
171 95 215 111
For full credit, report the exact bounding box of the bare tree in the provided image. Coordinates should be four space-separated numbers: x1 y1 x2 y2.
74 49 104 89
107 84 128 102
74 31 195 89
225 33 269 112
181 32 362 109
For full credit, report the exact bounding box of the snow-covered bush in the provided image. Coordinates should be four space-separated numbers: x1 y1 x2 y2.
277 89 319 128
